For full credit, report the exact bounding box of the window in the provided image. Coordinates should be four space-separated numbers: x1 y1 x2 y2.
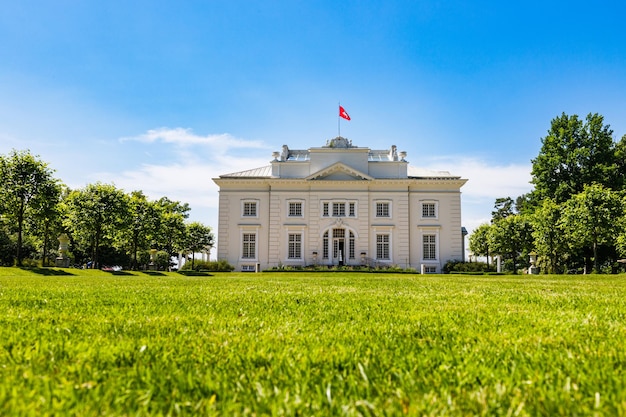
289 202 303 217
424 266 437 274
332 203 345 217
288 233 302 259
376 234 390 260
243 202 257 217
423 234 436 260
376 202 390 217
323 231 329 259
242 233 256 259
422 202 436 218
241 265 256 272
322 201 356 218
349 231 355 259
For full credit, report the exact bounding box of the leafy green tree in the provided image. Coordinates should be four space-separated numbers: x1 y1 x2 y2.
63 183 130 268
152 197 190 257
124 191 159 269
531 113 616 203
491 197 515 223
613 134 626 191
0 150 61 265
182 222 215 269
560 184 624 273
27 182 65 266
530 198 568 274
469 223 492 268
488 214 534 274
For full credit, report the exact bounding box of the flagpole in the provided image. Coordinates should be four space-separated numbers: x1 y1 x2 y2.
338 102 341 137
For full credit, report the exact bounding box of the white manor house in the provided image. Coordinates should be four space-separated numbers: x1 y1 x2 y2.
213 137 467 272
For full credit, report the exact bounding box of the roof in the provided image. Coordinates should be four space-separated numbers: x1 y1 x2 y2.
220 165 272 178
407 166 458 178
220 164 460 179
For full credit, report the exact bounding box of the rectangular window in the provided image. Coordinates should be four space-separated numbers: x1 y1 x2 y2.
422 203 436 218
423 235 436 260
349 232 355 259
424 266 437 274
289 202 302 217
323 202 329 217
323 233 329 259
349 202 356 217
288 234 302 259
243 202 257 217
376 202 390 217
376 234 390 260
332 203 345 217
242 233 256 259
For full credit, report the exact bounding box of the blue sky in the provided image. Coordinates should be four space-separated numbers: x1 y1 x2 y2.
2 0 626 247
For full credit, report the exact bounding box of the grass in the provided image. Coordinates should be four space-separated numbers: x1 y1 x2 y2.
1 268 625 416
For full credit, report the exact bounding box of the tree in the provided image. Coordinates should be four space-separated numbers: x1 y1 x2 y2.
63 183 130 268
0 150 60 266
28 181 64 266
469 223 492 268
152 197 190 257
488 214 534 274
530 198 568 274
531 113 616 204
491 197 515 223
182 222 215 269
560 184 624 273
124 191 159 270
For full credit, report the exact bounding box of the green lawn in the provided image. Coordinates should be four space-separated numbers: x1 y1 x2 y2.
1 268 625 416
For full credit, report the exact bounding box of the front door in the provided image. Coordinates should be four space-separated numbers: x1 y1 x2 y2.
333 229 346 265
333 238 345 265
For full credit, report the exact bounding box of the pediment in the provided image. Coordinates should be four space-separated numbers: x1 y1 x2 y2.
306 162 373 181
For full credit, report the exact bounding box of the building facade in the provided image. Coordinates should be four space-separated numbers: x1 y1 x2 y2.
213 137 467 272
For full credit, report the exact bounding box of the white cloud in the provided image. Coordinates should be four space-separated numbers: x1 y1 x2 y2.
120 128 267 152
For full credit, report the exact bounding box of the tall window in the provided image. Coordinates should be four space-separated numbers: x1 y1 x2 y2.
323 231 329 259
242 233 256 259
288 233 302 259
376 202 390 217
422 202 436 218
332 203 346 217
349 202 356 217
243 202 257 217
349 231 355 259
289 202 303 217
423 234 436 260
323 202 329 217
376 234 390 260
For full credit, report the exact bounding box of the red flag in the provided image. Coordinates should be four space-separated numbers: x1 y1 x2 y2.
339 105 351 120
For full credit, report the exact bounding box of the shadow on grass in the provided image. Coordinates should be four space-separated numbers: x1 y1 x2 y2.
21 267 75 276
105 270 134 276
178 270 213 277
140 271 166 276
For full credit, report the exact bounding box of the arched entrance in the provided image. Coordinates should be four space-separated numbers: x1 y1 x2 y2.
322 227 356 266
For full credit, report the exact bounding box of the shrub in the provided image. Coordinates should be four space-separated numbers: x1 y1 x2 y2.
444 260 492 273
180 259 234 272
